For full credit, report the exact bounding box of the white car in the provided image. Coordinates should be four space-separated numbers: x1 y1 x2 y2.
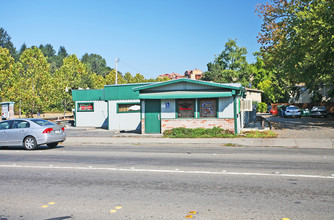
0 119 66 150
284 106 301 118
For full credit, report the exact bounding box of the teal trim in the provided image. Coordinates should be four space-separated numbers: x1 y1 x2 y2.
133 78 243 91
139 91 232 99
233 96 238 134
117 102 141 113
77 102 94 112
140 100 143 133
107 101 109 130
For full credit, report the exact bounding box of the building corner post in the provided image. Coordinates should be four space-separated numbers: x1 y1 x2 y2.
232 90 238 135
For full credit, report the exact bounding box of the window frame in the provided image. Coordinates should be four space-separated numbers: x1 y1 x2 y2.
77 102 94 112
176 99 196 118
117 102 141 114
198 98 218 118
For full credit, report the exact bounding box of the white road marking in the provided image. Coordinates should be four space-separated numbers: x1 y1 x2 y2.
0 164 333 179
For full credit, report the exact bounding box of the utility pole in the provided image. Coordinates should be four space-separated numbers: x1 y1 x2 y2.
115 58 119 85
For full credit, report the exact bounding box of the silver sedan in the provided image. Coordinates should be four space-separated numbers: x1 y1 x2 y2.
0 118 66 150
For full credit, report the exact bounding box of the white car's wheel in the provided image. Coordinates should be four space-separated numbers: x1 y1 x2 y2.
24 136 37 150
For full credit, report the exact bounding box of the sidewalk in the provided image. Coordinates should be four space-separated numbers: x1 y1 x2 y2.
64 127 334 149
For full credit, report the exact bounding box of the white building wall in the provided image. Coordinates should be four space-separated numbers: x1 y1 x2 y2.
108 100 141 131
75 101 108 127
218 97 234 118
145 98 234 119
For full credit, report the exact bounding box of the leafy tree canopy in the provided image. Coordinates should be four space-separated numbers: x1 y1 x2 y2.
81 53 111 77
203 39 250 86
256 0 334 98
0 27 17 59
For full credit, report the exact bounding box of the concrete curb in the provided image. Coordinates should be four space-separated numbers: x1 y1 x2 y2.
63 137 334 149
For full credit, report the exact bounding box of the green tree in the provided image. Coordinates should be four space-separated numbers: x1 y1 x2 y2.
256 0 334 98
55 55 91 110
105 70 127 85
124 72 134 83
55 46 68 68
249 53 289 103
81 53 111 77
39 44 59 73
0 27 17 60
203 39 250 86
10 47 54 116
131 73 146 83
89 73 105 89
18 43 27 58
0 47 16 102
147 76 171 82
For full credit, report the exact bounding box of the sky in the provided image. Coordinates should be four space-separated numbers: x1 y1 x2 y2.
1 0 266 79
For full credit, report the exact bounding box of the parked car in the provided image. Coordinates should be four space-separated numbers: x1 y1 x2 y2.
0 119 66 150
270 108 278 115
301 108 311 117
284 106 301 118
311 106 327 117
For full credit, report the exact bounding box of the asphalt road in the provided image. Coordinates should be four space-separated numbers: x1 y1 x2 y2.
1 144 334 220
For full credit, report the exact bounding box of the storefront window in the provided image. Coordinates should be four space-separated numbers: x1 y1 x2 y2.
77 103 94 112
118 103 141 113
200 98 217 118
177 99 194 118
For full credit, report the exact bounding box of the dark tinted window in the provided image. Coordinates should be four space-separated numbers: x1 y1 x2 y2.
178 99 195 118
0 121 13 130
200 98 217 118
30 119 55 126
13 120 30 129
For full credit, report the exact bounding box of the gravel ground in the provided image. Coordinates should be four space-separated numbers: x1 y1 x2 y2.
265 114 334 138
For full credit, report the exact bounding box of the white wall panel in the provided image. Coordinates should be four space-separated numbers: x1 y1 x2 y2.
108 100 141 130
218 97 234 118
76 101 108 127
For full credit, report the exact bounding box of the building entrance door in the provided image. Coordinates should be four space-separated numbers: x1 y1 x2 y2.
145 100 161 133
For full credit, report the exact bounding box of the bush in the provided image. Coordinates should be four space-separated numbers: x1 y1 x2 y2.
163 127 277 138
163 127 236 138
257 102 267 113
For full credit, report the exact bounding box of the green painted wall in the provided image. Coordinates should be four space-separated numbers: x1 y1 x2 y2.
104 83 150 100
72 89 104 101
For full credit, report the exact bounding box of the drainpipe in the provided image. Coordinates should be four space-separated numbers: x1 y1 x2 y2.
232 90 238 134
106 100 110 130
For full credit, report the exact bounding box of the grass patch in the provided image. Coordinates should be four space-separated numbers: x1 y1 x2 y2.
240 130 278 138
223 143 239 146
163 127 277 138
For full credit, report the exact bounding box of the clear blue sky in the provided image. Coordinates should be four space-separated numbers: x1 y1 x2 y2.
1 0 266 79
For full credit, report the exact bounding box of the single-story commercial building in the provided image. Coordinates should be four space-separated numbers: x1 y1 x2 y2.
72 78 247 134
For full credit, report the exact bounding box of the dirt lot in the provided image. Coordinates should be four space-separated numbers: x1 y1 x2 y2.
266 114 334 138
